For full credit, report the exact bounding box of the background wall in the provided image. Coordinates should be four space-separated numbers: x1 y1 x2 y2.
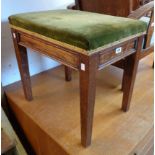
1 0 73 86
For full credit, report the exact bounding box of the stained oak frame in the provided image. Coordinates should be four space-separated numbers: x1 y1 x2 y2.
11 27 144 147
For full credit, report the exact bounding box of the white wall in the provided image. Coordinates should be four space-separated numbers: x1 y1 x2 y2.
1 0 73 86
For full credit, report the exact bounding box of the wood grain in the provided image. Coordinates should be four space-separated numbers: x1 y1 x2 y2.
1 130 16 154
19 32 80 69
76 0 131 17
122 36 143 111
11 25 146 147
4 53 153 155
129 128 154 155
140 45 154 59
69 0 154 72
99 41 135 66
65 66 72 81
128 1 154 19
11 30 33 101
79 54 98 147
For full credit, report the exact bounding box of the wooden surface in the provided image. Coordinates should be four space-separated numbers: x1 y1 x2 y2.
69 1 154 65
11 25 145 147
1 87 27 155
65 66 72 81
121 37 143 111
76 0 131 16
128 1 154 19
1 130 16 154
79 54 99 146
128 1 154 62
5 54 153 155
74 0 151 16
12 30 33 101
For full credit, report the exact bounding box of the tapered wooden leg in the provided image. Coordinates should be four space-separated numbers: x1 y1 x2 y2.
121 60 125 91
121 70 125 91
64 66 72 81
122 36 143 112
79 55 98 147
152 61 154 68
12 31 33 101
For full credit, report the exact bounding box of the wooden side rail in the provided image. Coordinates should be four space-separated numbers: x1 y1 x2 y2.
128 1 154 19
140 45 154 59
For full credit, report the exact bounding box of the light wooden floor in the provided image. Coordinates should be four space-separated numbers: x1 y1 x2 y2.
5 54 153 155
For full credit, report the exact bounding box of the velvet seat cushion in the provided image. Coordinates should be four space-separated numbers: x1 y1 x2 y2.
9 10 147 52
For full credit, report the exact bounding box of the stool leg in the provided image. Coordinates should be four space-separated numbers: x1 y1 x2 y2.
12 31 33 101
122 36 143 112
121 70 125 91
121 60 125 91
64 66 72 81
79 55 98 147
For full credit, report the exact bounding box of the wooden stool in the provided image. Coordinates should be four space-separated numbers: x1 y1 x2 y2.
9 10 146 147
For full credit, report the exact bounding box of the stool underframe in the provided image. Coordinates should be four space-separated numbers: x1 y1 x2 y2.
11 27 144 147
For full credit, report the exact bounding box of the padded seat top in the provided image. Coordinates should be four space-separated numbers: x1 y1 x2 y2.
9 10 147 52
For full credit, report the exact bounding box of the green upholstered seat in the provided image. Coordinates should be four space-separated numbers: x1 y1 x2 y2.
9 10 147 52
